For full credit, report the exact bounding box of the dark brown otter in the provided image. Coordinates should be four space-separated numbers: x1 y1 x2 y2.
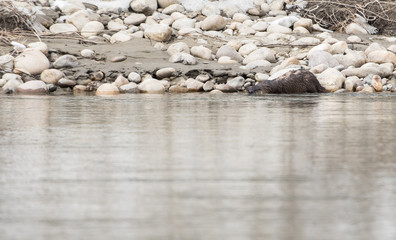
248 69 328 94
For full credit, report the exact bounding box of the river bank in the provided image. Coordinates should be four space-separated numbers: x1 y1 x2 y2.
1 0 396 95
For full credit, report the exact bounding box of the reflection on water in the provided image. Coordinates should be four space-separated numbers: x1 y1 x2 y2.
0 93 395 240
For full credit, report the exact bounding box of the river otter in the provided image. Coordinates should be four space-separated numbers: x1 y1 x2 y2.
248 69 328 94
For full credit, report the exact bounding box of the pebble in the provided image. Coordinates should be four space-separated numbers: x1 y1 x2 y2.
124 13 147 26
186 78 204 92
128 72 142 83
169 85 189 93
81 49 95 58
49 23 78 34
167 42 190 55
110 55 127 62
156 67 176 79
114 75 129 88
316 68 345 92
57 78 77 88
203 81 214 91
201 15 226 31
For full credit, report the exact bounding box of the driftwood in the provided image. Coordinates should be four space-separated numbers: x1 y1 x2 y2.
300 0 396 35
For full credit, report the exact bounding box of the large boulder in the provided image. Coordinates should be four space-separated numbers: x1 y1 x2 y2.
14 49 49 75
316 68 345 92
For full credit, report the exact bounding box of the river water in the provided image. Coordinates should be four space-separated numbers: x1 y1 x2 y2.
0 93 395 240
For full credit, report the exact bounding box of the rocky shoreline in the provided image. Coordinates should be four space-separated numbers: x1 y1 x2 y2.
1 0 396 95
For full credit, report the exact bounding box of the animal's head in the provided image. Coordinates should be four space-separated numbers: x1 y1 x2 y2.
247 82 271 94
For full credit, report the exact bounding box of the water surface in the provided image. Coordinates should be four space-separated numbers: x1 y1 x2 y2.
0 93 395 240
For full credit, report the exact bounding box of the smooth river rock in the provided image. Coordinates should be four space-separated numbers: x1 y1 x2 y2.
201 15 226 31
316 68 345 92
53 55 79 68
40 69 65 84
130 0 158 15
138 78 166 93
96 83 120 95
14 49 49 75
16 80 49 95
144 24 172 42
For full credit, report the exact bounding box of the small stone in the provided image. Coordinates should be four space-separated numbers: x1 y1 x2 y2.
16 80 49 95
154 42 167 51
344 76 361 92
371 75 383 92
163 4 185 15
361 85 375 93
81 49 95 58
120 82 139 93
291 37 320 46
124 13 147 25
238 43 258 57
293 18 312 31
243 47 276 65
203 81 214 91
308 51 339 68
53 55 78 68
2 79 23 93
158 0 179 8
202 4 220 16
130 0 158 15
66 9 99 31
107 20 127 31
365 42 386 55
190 45 212 60
267 24 292 34
218 56 238 64
186 78 204 91
347 35 361 43
255 73 269 82
110 30 132 44
0 54 14 72
114 75 129 88
49 23 78 34
156 67 176 79
40 69 64 84
245 59 272 70
227 76 245 90
128 72 142 83
110 55 127 62
196 74 210 82
167 42 190 55
169 53 197 65
216 45 244 62
57 78 76 88
367 50 396 64
293 27 310 34
144 24 172 42
233 13 250 23
251 21 269 32
138 78 166 93
201 15 226 31
96 83 120 96
81 21 104 37
172 18 196 30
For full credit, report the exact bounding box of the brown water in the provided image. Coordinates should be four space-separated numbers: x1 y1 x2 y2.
0 93 395 240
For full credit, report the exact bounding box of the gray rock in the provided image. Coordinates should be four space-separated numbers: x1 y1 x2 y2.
190 45 212 60
124 13 147 26
120 82 139 93
128 72 142 83
53 55 78 68
57 78 77 88
203 81 214 91
227 76 245 90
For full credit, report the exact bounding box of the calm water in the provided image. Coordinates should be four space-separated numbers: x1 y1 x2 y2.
0 93 395 240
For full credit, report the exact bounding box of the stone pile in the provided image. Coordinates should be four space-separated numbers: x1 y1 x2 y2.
1 0 396 95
